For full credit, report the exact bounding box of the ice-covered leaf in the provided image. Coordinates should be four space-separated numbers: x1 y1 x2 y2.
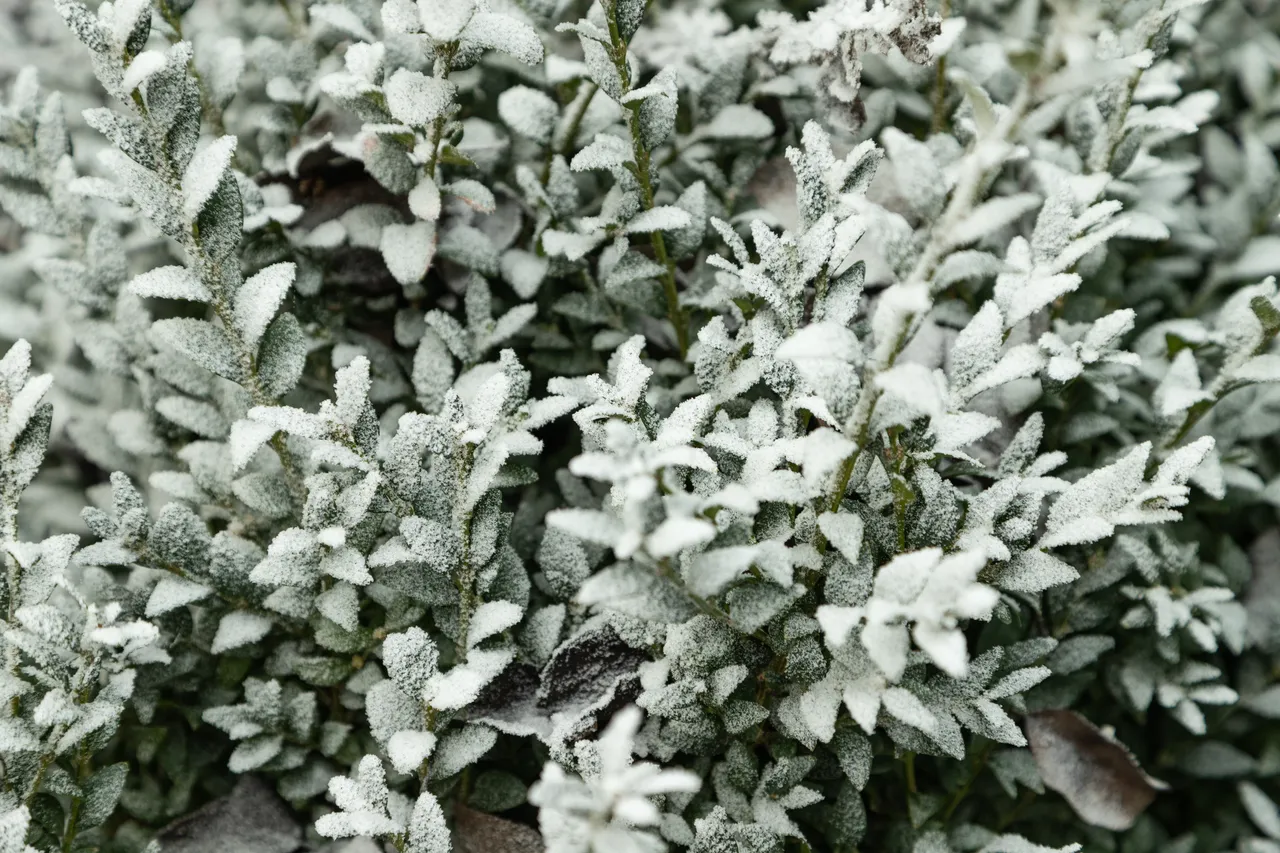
384 69 456 128
146 575 212 617
211 611 273 654
234 263 295 350
382 221 437 286
182 135 237 221
127 266 212 302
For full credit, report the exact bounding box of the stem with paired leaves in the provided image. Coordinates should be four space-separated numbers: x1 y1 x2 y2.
603 5 690 357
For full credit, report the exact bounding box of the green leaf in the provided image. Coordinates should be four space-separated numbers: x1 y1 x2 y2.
80 763 128 830
257 312 307 398
152 318 243 382
294 656 355 687
1251 295 1280 339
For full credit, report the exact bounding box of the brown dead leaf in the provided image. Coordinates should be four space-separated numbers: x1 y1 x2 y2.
453 804 543 853
1025 710 1161 832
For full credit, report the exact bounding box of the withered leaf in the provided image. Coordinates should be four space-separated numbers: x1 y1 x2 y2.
1025 710 1161 832
453 804 543 853
153 776 302 853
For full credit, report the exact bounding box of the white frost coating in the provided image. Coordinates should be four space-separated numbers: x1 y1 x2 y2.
181 135 238 221
382 221 437 286
466 600 523 649
127 266 212 302
383 69 456 128
211 611 273 654
234 263 296 350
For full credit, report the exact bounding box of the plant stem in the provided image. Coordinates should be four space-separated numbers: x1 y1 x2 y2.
931 0 951 135
423 42 459 182
136 87 306 505
822 47 1050 516
546 81 599 183
453 444 479 661
604 9 689 357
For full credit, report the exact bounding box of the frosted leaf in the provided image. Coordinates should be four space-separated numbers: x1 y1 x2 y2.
383 627 439 699
211 611 273 654
259 314 308 397
541 229 604 261
127 266 212 302
570 134 633 173
995 266 1082 328
407 791 450 853
624 205 693 234
234 263 295 350
316 756 401 839
950 301 1003 391
156 396 227 438
464 13 544 65
321 546 373 586
199 37 246 108
422 648 515 710
980 838 1081 853
381 0 418 33
1040 444 1161 548
121 50 166 92
699 104 775 140
152 319 242 382
500 250 549 300
862 548 997 680
818 512 864 566
432 724 498 779
1154 350 1210 418
182 135 237 221
402 516 461 574
870 283 930 363
626 67 677 149
685 547 760 597
647 516 715 558
311 4 376 41
468 601 523 649
995 551 1079 594
317 582 359 632
384 69 456 128
229 419 281 472
548 510 619 552
382 221 437 286
1241 782 1280 840
335 356 372 429
447 180 496 214
388 730 437 775
145 576 212 617
777 322 860 363
409 176 442 221
949 194 1042 248
530 706 699 853
0 371 52 451
1230 353 1280 384
498 86 558 144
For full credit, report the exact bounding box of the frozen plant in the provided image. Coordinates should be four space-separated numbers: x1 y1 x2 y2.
0 0 1277 852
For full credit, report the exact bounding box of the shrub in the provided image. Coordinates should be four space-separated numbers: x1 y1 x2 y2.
1 0 1279 852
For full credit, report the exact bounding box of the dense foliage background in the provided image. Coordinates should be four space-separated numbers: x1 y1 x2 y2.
2 1 1280 852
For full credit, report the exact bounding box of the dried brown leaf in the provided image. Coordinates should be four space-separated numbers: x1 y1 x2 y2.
1025 710 1160 832
453 804 543 853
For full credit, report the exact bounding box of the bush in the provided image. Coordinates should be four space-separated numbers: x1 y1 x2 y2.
1 0 1279 851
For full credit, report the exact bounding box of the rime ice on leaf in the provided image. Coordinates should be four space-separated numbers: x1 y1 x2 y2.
315 755 403 840
530 707 699 853
819 548 998 680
